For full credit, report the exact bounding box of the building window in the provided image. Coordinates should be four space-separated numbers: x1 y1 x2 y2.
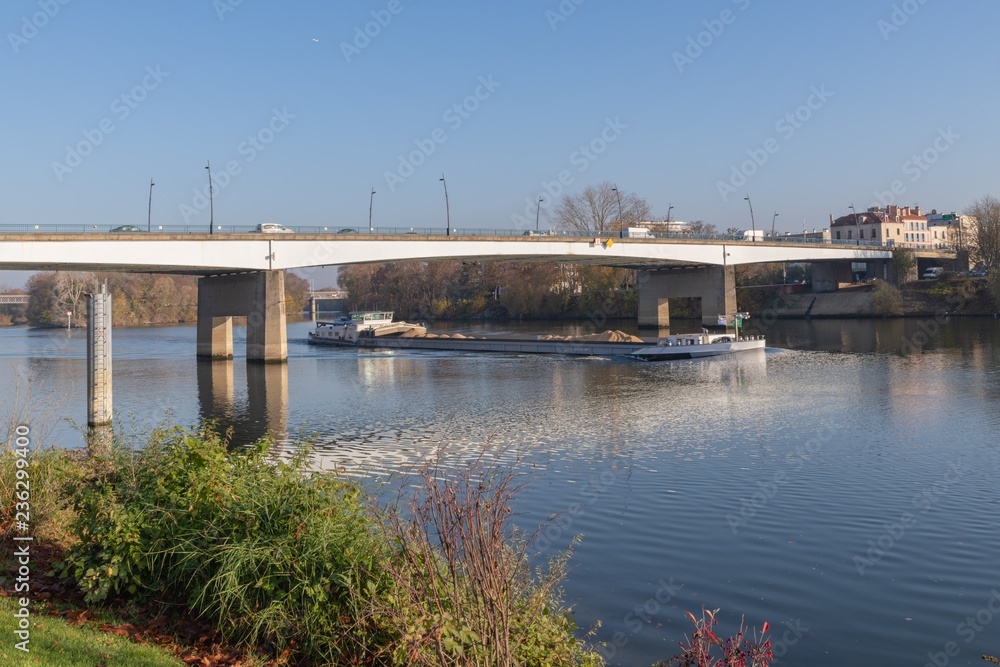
897 228 900 236
836 231 841 240
848 230 853 239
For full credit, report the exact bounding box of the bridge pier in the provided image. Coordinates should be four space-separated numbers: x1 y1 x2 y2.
197 270 287 363
638 266 736 328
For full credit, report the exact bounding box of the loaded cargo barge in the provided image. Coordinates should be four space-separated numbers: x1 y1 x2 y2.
352 335 765 360
308 311 765 361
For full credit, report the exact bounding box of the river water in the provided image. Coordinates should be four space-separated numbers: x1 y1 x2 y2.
1 316 999 666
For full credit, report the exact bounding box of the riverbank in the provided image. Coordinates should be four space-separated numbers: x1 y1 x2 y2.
757 276 998 319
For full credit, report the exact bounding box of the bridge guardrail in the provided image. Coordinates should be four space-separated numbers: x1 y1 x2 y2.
0 225 888 248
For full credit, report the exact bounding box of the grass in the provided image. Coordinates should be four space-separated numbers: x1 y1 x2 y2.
0 596 182 667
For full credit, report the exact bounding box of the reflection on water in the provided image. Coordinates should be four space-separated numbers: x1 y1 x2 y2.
1 318 1000 667
196 361 289 444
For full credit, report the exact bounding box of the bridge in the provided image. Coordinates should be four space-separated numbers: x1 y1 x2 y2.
0 228 900 363
0 294 28 305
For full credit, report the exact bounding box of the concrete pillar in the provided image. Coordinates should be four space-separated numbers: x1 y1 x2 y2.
197 270 287 363
811 262 853 293
247 270 287 363
87 285 112 426
638 265 737 328
310 298 317 321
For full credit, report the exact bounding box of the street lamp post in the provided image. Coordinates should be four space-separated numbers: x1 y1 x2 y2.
205 161 214 235
439 173 450 237
535 196 544 231
368 187 376 233
147 178 155 232
849 203 860 246
666 204 674 223
744 195 756 241
771 211 779 237
612 185 624 238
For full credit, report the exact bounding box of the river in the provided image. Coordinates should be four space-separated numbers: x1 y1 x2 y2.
1 316 998 666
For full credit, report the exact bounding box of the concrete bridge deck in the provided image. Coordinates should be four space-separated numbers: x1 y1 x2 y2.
0 232 890 274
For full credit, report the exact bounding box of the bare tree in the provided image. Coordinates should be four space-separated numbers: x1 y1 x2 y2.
554 182 651 234
52 271 97 325
964 194 1000 270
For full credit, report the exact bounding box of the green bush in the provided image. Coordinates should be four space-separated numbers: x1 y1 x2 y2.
872 279 903 316
61 426 393 664
58 428 603 666
0 446 83 546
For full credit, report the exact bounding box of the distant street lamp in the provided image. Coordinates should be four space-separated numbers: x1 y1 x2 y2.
535 196 544 231
147 178 155 232
849 203 860 246
744 195 756 241
666 204 674 223
439 173 450 237
205 161 214 235
368 187 376 233
612 185 624 238
771 211 779 237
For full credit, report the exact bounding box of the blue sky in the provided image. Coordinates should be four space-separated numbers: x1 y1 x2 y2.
2 0 998 246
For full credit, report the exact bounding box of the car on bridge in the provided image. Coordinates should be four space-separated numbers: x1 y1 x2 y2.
254 223 295 234
110 225 144 233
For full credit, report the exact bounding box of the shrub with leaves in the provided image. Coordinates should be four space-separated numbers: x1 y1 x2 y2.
369 452 604 667
61 426 393 664
657 609 772 667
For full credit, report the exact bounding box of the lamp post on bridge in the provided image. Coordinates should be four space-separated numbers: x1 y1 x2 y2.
535 196 544 232
439 173 450 237
849 203 861 246
771 211 779 238
147 178 155 232
369 187 376 233
666 204 674 223
744 194 756 241
611 184 624 238
205 161 214 235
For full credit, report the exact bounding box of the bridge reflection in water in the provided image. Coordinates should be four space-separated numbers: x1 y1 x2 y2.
196 360 288 447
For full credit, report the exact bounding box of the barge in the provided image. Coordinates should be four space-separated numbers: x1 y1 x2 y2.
309 312 765 361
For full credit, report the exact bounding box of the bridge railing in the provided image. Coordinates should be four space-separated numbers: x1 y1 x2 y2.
0 224 887 248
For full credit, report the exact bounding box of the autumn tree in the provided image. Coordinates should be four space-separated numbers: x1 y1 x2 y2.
554 182 651 234
284 273 310 315
964 194 1000 270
